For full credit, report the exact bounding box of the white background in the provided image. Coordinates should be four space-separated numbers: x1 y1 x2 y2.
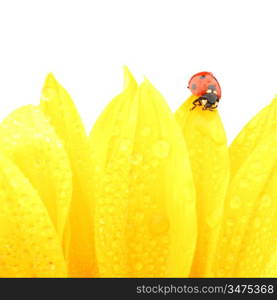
0 0 276 143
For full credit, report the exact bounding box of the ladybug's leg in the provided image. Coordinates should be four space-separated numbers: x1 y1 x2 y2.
209 101 219 111
190 102 197 110
207 105 217 111
203 101 215 111
190 98 201 111
207 106 217 111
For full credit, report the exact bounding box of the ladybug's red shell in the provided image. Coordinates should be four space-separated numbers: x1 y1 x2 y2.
188 71 221 99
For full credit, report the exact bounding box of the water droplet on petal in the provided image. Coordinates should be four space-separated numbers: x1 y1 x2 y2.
152 140 170 159
99 218 106 225
261 194 272 207
254 217 261 229
207 210 222 228
141 127 151 137
119 139 132 152
149 214 169 235
230 195 241 209
112 126 120 136
134 211 145 223
150 160 159 168
131 153 143 165
135 262 143 271
95 165 101 173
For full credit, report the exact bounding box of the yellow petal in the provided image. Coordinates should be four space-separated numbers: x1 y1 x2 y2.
214 131 277 277
0 105 72 239
40 73 97 277
175 96 229 277
262 249 277 277
90 71 197 277
0 153 66 277
230 96 277 177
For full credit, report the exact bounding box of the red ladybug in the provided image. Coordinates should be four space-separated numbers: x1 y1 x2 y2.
188 71 221 111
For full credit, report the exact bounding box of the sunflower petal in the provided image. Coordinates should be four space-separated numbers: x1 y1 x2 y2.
0 105 72 239
262 249 277 277
0 153 66 277
40 73 97 277
175 96 229 277
90 71 197 277
214 131 277 277
230 96 277 177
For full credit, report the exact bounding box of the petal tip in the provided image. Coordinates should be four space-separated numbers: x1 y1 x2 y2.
123 66 137 90
46 72 57 81
141 76 154 90
43 72 59 90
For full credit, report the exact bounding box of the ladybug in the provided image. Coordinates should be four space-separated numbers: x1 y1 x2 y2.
188 71 221 111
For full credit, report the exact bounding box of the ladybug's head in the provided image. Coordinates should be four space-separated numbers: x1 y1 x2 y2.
200 92 218 104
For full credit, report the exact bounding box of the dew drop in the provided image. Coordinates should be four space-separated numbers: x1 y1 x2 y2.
112 126 120 136
131 153 143 165
95 165 101 173
232 236 241 246
108 206 115 214
241 216 248 224
43 88 57 100
104 184 113 193
141 127 151 137
226 219 234 228
99 218 106 225
48 262 56 271
230 195 241 209
207 210 221 228
119 139 132 152
149 214 170 235
261 194 272 207
238 179 248 189
148 264 154 272
150 160 159 168
134 211 145 223
135 262 143 271
254 217 261 229
143 195 151 205
152 140 170 159
113 263 121 273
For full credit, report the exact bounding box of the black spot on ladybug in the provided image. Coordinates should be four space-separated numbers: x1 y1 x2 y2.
191 83 197 90
200 75 206 79
208 84 216 90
